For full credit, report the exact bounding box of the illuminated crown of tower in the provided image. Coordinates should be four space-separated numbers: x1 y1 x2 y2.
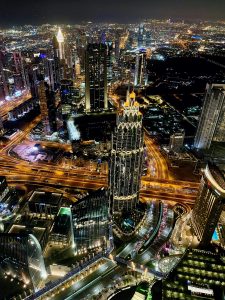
57 27 64 43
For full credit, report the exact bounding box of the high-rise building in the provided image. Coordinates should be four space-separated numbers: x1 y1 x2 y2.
85 43 108 111
109 91 144 213
105 42 113 83
28 65 39 98
134 49 148 86
52 35 62 85
114 31 120 61
73 189 109 253
137 24 145 48
0 51 28 100
56 27 65 61
49 207 75 248
0 232 47 292
0 176 10 203
194 83 225 150
191 163 225 247
169 132 185 153
60 79 81 117
0 116 4 136
38 81 57 134
0 52 8 100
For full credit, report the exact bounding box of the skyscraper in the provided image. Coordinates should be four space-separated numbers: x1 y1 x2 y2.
109 91 144 213
194 83 225 150
0 232 47 291
38 81 57 134
191 163 225 247
0 51 9 100
0 51 28 100
137 24 145 48
85 43 108 111
134 49 148 86
169 132 185 153
56 27 65 61
52 35 62 85
0 116 4 136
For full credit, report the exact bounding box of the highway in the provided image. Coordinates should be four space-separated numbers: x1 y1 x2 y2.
0 112 199 208
0 95 199 300
0 91 32 120
144 132 171 180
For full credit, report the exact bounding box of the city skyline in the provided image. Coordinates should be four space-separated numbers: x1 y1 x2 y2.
0 0 225 27
0 15 225 300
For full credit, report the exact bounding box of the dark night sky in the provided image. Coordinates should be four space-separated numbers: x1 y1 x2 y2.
0 0 225 26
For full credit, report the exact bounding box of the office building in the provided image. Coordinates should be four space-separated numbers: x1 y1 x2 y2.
56 27 65 61
9 217 52 252
0 52 8 100
85 43 108 111
169 132 185 153
0 176 10 203
38 81 57 134
153 248 225 300
0 232 47 292
194 83 225 150
109 91 144 213
52 35 61 85
134 49 148 86
0 50 28 100
73 189 109 253
60 79 81 117
105 42 113 82
28 191 62 217
49 207 75 248
191 163 225 247
137 23 145 48
0 117 4 136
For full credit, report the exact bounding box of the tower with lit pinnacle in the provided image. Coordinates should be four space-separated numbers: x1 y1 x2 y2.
56 27 65 60
109 91 144 215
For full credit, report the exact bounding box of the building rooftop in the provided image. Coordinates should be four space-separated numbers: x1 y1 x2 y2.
28 191 62 205
9 224 46 242
205 163 225 194
156 248 225 300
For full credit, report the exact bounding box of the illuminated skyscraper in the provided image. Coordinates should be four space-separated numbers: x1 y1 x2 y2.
194 83 225 150
38 81 57 134
85 43 108 111
137 23 145 48
52 35 62 84
191 163 225 247
169 132 185 153
0 51 8 100
134 49 148 86
0 232 47 291
0 176 10 202
0 117 4 136
0 51 28 100
56 27 65 60
109 92 144 213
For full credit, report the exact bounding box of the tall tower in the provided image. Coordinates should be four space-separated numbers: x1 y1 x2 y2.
85 43 108 111
38 81 57 134
56 27 65 60
134 49 147 86
137 23 145 48
194 83 225 150
109 91 144 213
0 233 47 291
52 35 62 84
191 163 225 247
0 52 8 100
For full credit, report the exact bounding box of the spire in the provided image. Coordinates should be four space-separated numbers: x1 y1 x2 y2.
57 27 64 43
130 91 136 101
